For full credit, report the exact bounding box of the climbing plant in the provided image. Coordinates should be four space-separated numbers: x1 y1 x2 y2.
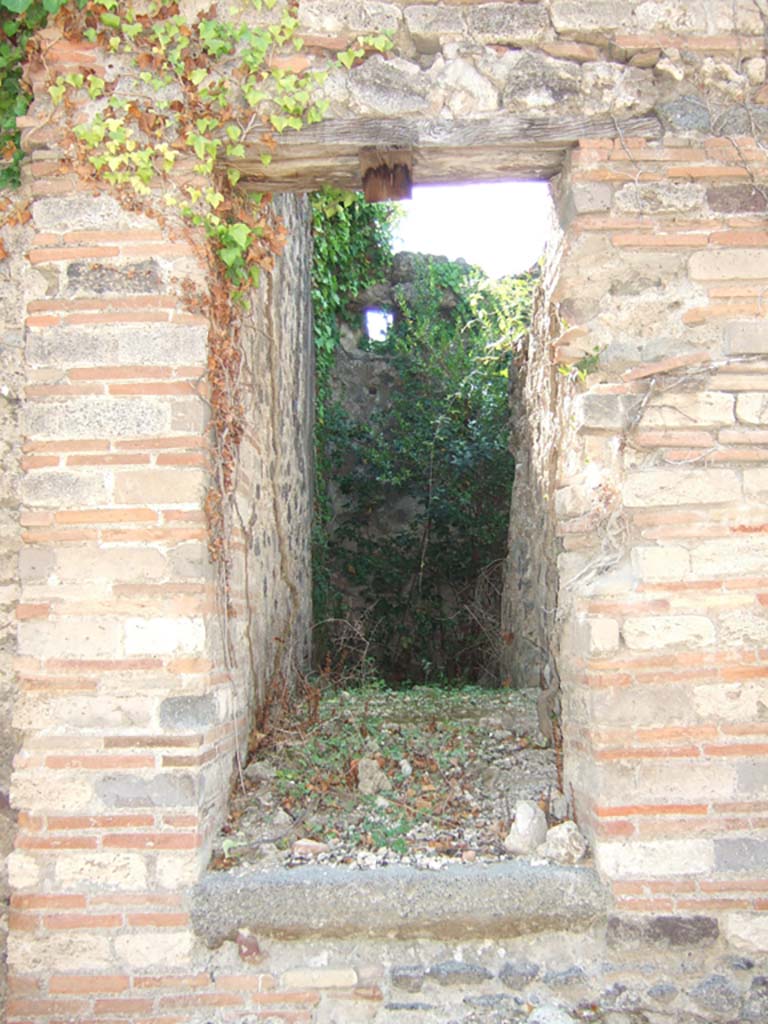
309 188 397 635
318 246 535 685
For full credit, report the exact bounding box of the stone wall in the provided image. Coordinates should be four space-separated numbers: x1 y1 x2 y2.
0 198 27 1022
3 1 768 1021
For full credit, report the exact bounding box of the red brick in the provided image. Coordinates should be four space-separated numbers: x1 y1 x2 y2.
126 912 191 927
93 998 156 1014
28 245 119 264
50 975 130 994
45 913 123 929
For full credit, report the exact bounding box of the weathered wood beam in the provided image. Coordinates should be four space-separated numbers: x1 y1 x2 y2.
234 113 662 191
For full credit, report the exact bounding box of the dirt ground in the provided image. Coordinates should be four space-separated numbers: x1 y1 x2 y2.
212 685 561 871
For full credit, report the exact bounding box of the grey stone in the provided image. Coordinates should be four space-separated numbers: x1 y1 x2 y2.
570 182 613 215
647 982 678 1004
24 397 169 440
191 860 608 947
575 393 643 431
18 547 54 583
159 694 218 731
427 961 493 986
743 976 768 1022
543 965 586 987
690 974 741 1016
500 958 540 989
95 772 198 808
299 0 400 35
714 105 768 137
657 96 711 132
348 55 435 117
715 837 768 873
606 914 719 949
66 260 162 296
503 799 548 854
614 181 707 215
725 321 768 356
385 1002 435 1011
464 993 514 1007
26 324 207 368
538 821 588 864
32 194 147 232
466 3 550 45
404 5 464 53
501 53 581 112
357 756 391 795
527 1005 575 1024
707 184 768 214
21 469 108 508
738 761 768 795
391 965 425 993
550 0 625 41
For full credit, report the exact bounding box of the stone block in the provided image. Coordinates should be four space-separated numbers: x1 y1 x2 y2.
725 321 768 356
10 769 93 813
113 467 205 505
725 913 768 952
124 615 205 656
66 259 161 296
18 616 123 659
159 693 218 730
32 195 148 233
19 546 54 582
466 3 550 44
715 837 768 873
569 182 613 215
114 931 194 968
15 693 152 730
499 958 540 989
404 6 464 51
623 614 715 650
21 469 109 508
156 850 205 888
282 967 359 989
550 1 626 41
299 0 400 35
391 966 425 993
690 248 768 281
6 850 40 890
631 760 737 803
591 684 694 727
657 96 711 132
692 681 768 722
691 535 768 576
55 851 149 890
26 324 208 368
737 761 768 795
8 932 112 972
596 838 714 878
24 397 170 439
95 771 198 808
348 56 435 117
614 182 707 215
641 391 735 428
575 393 642 430
588 617 619 654
718 609 768 646
707 184 768 214
623 468 740 507
54 545 168 582
606 914 719 949
737 393 768 425
631 545 690 582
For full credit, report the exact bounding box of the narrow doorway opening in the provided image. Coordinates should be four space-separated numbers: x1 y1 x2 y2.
215 180 569 872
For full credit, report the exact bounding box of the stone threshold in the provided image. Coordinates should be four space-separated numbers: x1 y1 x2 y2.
191 860 608 947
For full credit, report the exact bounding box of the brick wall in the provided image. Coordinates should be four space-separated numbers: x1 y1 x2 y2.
551 140 768 931
3 1 768 1020
0 197 28 1022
